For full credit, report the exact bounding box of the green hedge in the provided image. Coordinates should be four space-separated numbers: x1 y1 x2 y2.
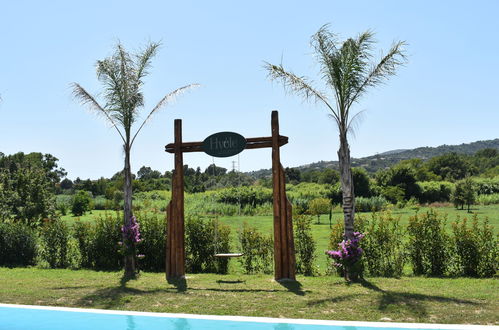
0 223 37 266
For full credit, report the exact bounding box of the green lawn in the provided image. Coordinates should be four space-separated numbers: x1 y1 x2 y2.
0 268 497 325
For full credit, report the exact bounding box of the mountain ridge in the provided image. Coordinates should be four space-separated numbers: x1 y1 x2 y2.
247 138 499 178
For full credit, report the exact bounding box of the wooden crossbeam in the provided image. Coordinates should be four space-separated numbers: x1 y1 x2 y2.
164 135 288 153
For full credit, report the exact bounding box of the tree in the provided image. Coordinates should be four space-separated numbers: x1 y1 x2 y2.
72 42 198 278
0 152 59 225
427 153 475 181
265 25 406 280
137 166 161 180
308 198 331 224
71 190 93 216
452 177 476 212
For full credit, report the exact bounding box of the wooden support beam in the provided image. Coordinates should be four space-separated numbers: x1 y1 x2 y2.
165 135 288 153
166 119 186 280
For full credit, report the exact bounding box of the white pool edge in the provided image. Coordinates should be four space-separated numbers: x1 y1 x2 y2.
0 303 496 329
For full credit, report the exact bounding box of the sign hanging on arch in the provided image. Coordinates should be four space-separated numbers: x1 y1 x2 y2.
202 131 247 158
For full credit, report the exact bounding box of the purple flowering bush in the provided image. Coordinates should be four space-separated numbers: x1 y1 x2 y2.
121 215 142 244
326 231 364 281
120 215 144 272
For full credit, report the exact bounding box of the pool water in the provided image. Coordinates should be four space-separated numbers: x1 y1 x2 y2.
0 304 479 330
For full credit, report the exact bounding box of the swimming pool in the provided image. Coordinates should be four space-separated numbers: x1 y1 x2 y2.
0 304 492 330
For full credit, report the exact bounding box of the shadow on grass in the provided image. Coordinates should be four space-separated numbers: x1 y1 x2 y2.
167 277 187 292
77 286 165 310
277 280 306 296
216 280 246 284
307 279 481 317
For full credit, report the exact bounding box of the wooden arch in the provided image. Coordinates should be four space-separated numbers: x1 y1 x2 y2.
164 111 295 281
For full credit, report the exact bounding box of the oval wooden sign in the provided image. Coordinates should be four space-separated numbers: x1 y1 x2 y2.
202 132 247 158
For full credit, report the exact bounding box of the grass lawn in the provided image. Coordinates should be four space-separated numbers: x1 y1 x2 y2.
0 268 497 325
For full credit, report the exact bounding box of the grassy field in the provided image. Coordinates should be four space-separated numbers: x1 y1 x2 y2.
0 268 497 325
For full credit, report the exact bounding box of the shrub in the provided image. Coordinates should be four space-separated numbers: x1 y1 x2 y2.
476 193 499 205
92 212 122 270
55 195 72 216
355 196 388 212
238 222 273 274
452 215 498 277
71 190 93 216
93 195 108 210
407 210 452 276
72 220 95 268
39 219 71 268
473 177 499 195
136 212 166 272
293 215 316 276
185 216 231 274
361 212 406 277
417 181 454 203
326 232 364 281
0 222 37 266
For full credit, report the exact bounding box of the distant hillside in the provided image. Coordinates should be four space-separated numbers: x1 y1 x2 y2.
247 138 499 178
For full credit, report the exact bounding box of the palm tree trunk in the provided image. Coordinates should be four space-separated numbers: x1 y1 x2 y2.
123 143 136 278
337 133 355 240
338 133 358 281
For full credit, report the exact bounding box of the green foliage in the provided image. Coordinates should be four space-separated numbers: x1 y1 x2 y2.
0 165 56 226
92 195 108 210
361 212 406 277
71 190 93 216
136 212 166 272
417 181 454 203
355 196 388 212
452 178 476 211
407 210 453 276
0 223 37 266
376 164 421 201
92 213 122 270
352 167 371 197
185 216 231 274
238 223 273 274
293 215 316 276
308 198 330 224
477 193 499 205
473 177 499 195
39 219 71 268
381 186 405 204
217 186 272 208
427 153 476 181
452 216 498 277
72 220 95 268
55 195 72 216
286 183 329 201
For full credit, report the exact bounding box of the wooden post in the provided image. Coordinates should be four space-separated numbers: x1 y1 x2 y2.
271 111 296 281
166 119 185 280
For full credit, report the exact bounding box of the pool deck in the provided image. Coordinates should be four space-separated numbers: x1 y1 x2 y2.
0 303 497 329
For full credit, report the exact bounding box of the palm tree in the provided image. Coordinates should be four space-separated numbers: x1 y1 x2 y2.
72 42 198 278
265 25 406 279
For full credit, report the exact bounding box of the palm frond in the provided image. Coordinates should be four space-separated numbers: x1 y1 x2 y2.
346 109 366 138
348 40 407 108
130 83 200 147
136 42 160 81
264 62 340 124
71 83 126 143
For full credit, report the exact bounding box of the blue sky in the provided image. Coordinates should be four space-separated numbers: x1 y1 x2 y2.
1 1 498 180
